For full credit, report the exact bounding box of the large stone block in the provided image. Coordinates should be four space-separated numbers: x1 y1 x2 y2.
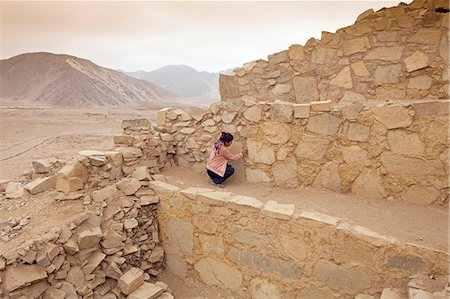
271 158 299 188
261 122 291 144
412 101 449 116
262 200 295 220
342 146 368 169
313 161 341 192
230 225 270 247
404 51 429 72
247 139 276 165
199 235 224 255
293 103 310 118
293 76 319 103
374 64 402 83
193 215 218 234
288 44 305 60
32 157 58 173
56 161 87 192
401 185 439 205
387 130 425 157
156 108 170 126
380 152 445 177
92 185 117 202
4 264 48 292
194 257 243 290
343 36 371 55
165 252 187 279
118 267 145 295
250 278 282 299
295 134 330 161
364 46 404 61
347 123 370 142
77 226 102 250
311 260 371 293
351 61 370 76
219 73 239 101
149 180 180 197
408 75 432 90
24 175 56 194
280 235 310 261
372 105 412 129
128 282 164 299
227 248 301 279
245 168 271 183
306 114 342 136
168 218 194 255
351 169 386 199
243 105 262 122
408 29 441 45
311 47 337 64
330 66 353 89
116 178 142 195
271 100 293 122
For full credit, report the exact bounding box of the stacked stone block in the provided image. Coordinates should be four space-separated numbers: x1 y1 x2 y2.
220 0 449 103
150 180 449 298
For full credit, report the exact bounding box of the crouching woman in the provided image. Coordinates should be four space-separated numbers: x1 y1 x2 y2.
206 132 247 188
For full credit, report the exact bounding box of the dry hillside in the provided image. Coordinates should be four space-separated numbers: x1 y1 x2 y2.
0 52 187 108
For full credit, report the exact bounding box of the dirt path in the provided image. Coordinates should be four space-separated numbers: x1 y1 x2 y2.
162 167 449 253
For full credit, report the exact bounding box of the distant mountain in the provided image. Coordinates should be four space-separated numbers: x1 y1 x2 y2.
124 65 220 106
0 52 187 108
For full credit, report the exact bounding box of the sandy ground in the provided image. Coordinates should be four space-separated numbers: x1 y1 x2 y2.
0 107 447 297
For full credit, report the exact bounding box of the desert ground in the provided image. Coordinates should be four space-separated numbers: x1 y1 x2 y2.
0 107 447 298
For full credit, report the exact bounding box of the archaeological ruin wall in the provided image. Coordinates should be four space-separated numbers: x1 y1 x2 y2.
220 0 449 104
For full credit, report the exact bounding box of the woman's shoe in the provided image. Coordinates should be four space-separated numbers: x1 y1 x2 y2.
211 181 224 188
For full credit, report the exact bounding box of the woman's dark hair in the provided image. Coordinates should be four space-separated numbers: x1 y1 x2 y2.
220 132 234 143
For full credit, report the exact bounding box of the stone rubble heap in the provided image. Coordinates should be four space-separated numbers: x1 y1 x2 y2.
0 144 173 298
220 0 448 103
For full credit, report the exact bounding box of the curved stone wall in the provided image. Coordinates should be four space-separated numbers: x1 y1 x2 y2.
220 0 449 103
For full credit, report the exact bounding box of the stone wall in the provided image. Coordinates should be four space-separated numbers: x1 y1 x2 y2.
0 146 173 298
150 180 449 298
155 99 449 205
220 0 449 103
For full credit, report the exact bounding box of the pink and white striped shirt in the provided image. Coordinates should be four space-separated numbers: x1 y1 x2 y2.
206 145 243 177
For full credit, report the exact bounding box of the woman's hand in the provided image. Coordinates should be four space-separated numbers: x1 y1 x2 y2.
241 147 248 157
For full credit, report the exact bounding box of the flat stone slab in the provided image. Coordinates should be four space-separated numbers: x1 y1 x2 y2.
261 200 295 220
149 181 180 197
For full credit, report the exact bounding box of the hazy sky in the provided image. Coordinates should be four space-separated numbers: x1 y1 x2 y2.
2 1 409 73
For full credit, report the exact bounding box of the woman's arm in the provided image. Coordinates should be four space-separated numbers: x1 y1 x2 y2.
219 147 244 161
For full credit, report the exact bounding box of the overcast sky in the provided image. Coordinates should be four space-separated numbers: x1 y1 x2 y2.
2 1 409 73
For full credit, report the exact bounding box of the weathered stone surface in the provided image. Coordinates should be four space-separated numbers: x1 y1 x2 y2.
78 150 107 166
295 134 330 161
245 168 271 183
230 225 269 246
352 169 386 199
4 264 47 292
343 36 371 55
196 191 233 206
5 181 23 199
193 214 218 234
131 166 152 181
340 91 366 105
364 46 404 61
381 152 445 177
221 111 237 124
82 251 106 275
271 158 298 188
262 200 295 220
32 157 57 173
372 105 412 129
24 175 56 194
149 181 180 197
271 101 293 122
342 146 368 169
249 278 282 299
412 101 449 116
116 178 142 195
268 50 289 65
387 130 425 157
293 103 310 118
247 139 276 165
227 248 301 279
179 187 213 200
293 76 319 103
380 288 406 299
56 161 87 192
272 84 291 95
311 47 337 64
124 218 138 229
404 51 429 72
219 73 239 101
128 282 164 299
408 75 432 90
43 286 65 299
280 235 310 261
312 260 371 293
288 44 305 60
120 147 142 161
194 257 243 290
330 66 353 88
374 64 402 83
102 230 123 249
140 195 159 205
78 226 102 250
313 161 341 192
189 106 208 121
310 100 332 112
148 246 164 263
243 105 262 122
92 185 117 202
118 267 145 295
296 286 335 299
261 122 291 144
165 253 187 279
347 123 370 142
408 29 441 45
306 114 342 136
351 61 370 76
401 185 439 205
168 218 194 255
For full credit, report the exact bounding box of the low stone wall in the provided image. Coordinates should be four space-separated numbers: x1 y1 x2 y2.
150 180 449 298
155 100 449 205
220 0 449 103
